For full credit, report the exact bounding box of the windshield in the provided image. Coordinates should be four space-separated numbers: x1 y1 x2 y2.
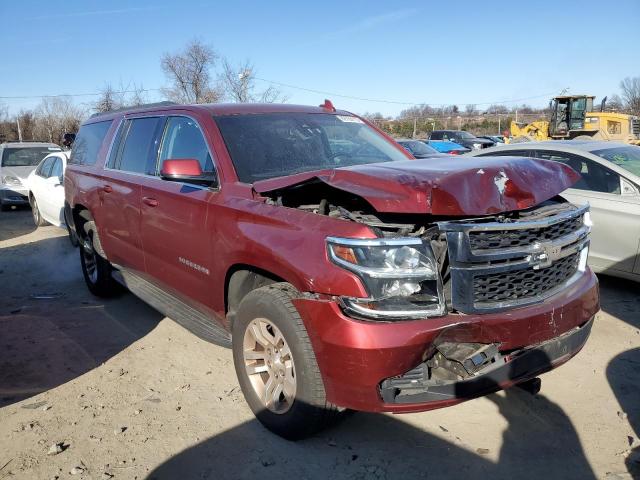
215 113 409 183
1 146 61 167
455 131 475 139
591 146 640 177
401 141 438 155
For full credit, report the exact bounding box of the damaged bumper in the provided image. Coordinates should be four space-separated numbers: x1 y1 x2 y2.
293 269 598 413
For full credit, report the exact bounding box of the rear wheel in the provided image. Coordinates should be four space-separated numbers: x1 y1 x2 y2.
30 196 48 226
232 283 341 440
79 230 119 297
63 209 79 247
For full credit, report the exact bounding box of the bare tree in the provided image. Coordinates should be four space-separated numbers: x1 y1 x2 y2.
34 97 84 143
93 82 149 114
464 104 478 116
161 40 222 104
606 94 625 111
221 59 286 103
620 76 640 115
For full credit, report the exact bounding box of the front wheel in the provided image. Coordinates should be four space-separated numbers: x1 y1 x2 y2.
232 283 342 440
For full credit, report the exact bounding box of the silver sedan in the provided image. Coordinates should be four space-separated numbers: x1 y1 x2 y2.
469 141 640 282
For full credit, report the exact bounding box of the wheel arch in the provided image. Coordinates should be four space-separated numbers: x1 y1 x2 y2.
224 264 287 327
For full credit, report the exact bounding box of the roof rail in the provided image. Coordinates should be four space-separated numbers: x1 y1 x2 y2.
89 101 179 118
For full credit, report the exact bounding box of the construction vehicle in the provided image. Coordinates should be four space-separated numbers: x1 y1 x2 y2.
510 95 640 145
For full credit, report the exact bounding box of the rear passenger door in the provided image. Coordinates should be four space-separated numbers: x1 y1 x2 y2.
533 150 640 274
138 115 218 312
100 116 165 274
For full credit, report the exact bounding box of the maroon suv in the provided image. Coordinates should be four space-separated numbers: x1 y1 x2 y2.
65 101 599 439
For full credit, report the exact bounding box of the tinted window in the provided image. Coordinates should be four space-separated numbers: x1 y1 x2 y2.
430 131 443 140
215 113 408 183
158 117 213 173
1 147 60 167
69 121 112 166
117 117 163 174
534 150 620 194
50 158 63 179
38 157 55 177
478 149 531 157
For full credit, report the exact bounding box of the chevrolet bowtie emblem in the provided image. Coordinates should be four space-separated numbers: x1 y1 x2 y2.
529 242 563 270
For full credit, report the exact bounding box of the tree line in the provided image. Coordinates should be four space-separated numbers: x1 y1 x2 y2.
0 40 638 144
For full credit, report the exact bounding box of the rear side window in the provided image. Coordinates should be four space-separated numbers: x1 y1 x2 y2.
478 149 531 157
69 121 112 166
430 131 443 140
158 117 214 173
116 117 163 174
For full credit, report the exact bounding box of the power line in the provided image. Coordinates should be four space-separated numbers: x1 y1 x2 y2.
0 88 163 100
253 76 562 107
1 78 563 108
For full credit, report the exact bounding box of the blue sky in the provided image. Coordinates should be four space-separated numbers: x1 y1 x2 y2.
1 0 639 116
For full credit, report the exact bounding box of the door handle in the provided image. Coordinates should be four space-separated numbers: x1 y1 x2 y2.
102 185 113 193
142 196 159 207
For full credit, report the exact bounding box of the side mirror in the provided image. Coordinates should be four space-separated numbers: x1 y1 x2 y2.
47 176 62 187
160 159 217 187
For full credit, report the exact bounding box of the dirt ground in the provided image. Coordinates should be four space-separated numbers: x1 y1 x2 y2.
0 208 638 480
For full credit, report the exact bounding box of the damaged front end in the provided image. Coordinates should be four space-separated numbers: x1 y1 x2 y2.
380 317 593 405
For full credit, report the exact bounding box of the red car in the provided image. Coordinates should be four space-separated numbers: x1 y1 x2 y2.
65 101 599 439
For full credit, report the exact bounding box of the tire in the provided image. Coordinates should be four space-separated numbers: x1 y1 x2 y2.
232 283 341 440
63 209 79 247
0 201 10 212
30 196 48 226
79 230 120 297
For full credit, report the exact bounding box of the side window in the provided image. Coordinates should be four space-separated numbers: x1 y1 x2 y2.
430 132 443 140
69 121 113 166
477 149 530 157
38 157 55 177
116 117 163 174
49 158 63 179
534 151 621 194
158 117 214 173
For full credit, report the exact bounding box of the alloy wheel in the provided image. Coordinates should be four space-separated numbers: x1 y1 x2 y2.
82 239 98 284
242 318 296 414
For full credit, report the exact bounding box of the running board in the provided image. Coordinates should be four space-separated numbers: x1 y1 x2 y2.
112 268 232 348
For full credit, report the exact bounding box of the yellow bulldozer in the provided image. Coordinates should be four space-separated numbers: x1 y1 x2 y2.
510 95 640 145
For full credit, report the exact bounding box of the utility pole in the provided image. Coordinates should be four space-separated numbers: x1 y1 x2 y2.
412 117 417 139
16 117 23 142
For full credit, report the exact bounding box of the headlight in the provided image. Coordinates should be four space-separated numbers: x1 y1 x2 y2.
327 237 445 320
472 143 482 150
1 175 21 186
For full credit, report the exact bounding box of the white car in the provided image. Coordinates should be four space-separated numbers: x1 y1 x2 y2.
468 141 640 282
26 152 77 244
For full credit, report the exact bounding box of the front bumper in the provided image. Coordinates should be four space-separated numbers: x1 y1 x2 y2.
293 269 599 413
0 187 29 205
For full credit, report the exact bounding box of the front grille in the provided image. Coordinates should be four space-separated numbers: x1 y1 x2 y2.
438 204 590 314
473 252 579 304
469 216 582 250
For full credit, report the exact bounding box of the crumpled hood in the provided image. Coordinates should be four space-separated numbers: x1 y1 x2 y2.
253 157 580 216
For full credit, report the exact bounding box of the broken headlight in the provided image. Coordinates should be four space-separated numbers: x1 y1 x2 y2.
327 237 446 320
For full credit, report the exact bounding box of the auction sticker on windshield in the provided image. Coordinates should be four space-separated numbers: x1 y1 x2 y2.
336 115 363 123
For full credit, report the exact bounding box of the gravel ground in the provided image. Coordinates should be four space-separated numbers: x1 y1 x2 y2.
0 208 638 480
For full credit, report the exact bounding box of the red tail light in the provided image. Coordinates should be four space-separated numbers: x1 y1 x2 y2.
449 150 461 155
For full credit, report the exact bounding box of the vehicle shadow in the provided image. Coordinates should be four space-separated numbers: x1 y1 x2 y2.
597 273 640 329
607 347 640 477
148 353 596 480
0 233 164 407
0 208 36 242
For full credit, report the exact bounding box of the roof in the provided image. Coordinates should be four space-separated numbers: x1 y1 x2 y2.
0 142 61 148
87 102 353 123
469 140 633 156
